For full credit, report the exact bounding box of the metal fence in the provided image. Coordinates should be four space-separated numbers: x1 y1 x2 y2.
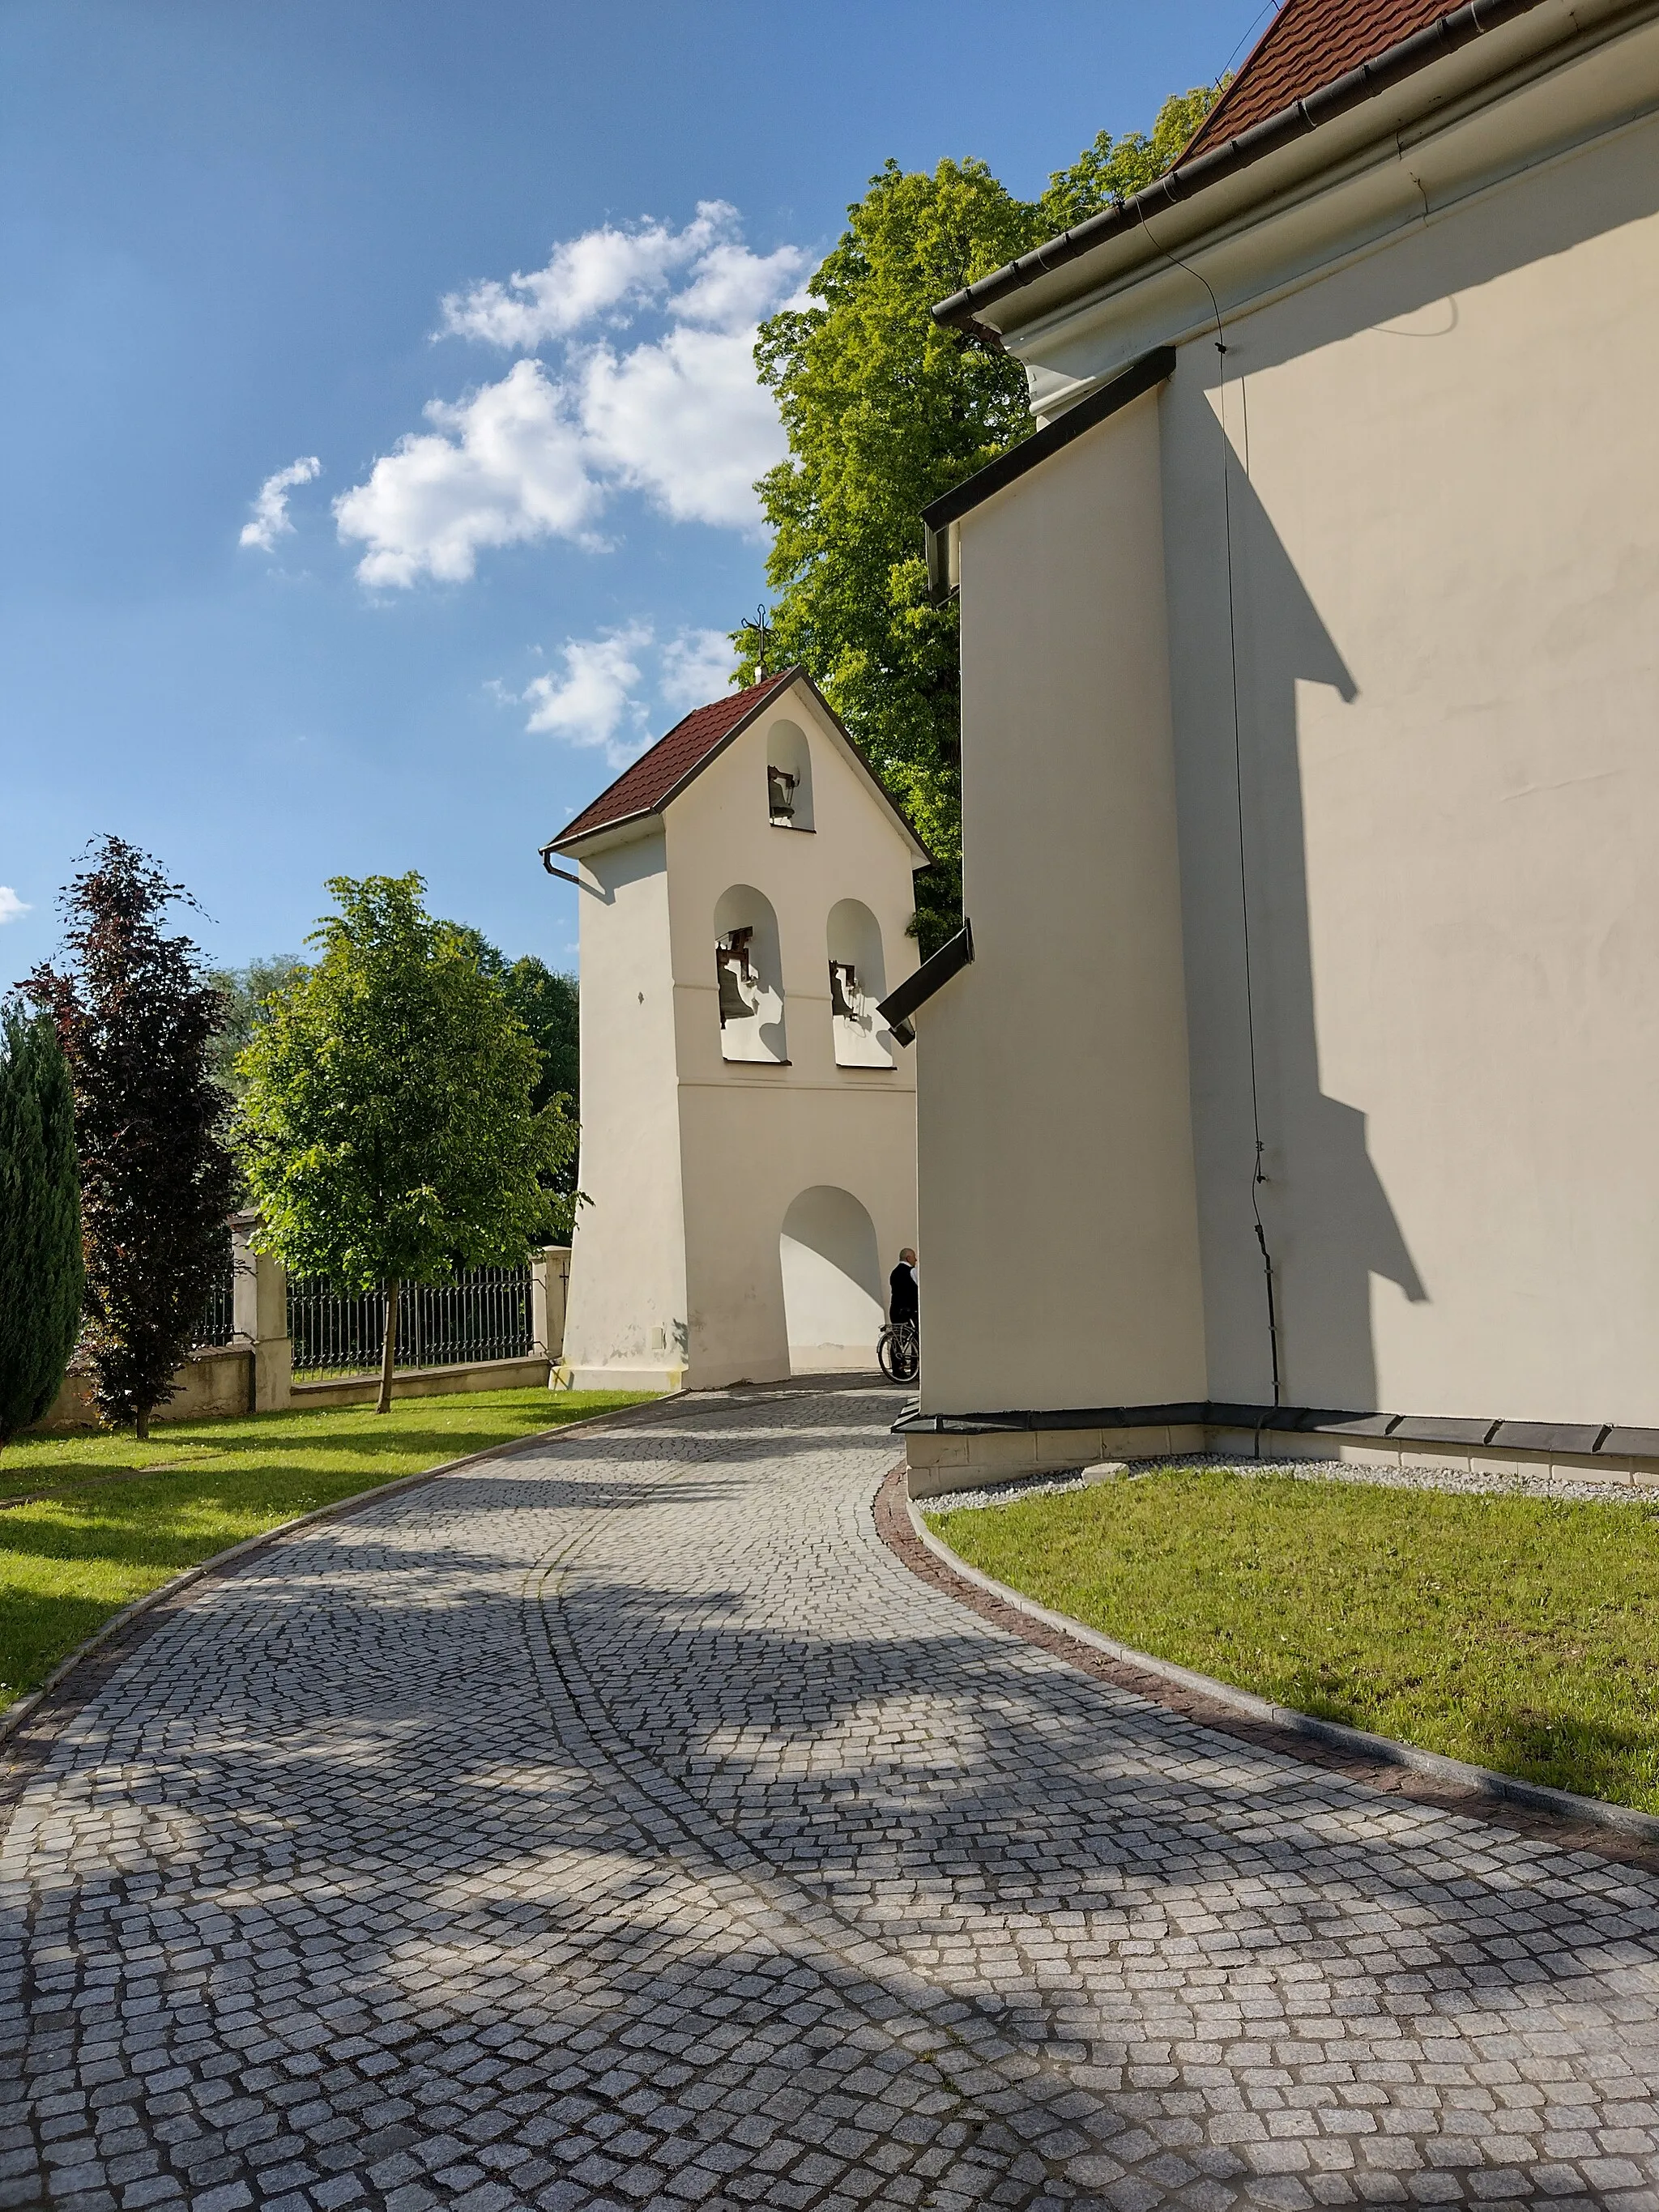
287 1264 535 1376
194 1232 238 1349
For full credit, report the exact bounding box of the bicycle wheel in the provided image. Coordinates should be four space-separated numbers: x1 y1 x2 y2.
879 1323 918 1383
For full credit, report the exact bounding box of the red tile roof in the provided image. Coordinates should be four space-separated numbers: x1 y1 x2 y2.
548 668 798 850
1187 0 1461 156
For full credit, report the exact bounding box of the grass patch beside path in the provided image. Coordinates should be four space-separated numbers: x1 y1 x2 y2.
928 1467 1659 1814
0 1388 651 1716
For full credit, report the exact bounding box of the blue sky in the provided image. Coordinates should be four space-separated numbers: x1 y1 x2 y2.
1 0 1268 986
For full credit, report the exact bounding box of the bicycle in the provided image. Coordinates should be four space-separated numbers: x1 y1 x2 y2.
876 1316 919 1384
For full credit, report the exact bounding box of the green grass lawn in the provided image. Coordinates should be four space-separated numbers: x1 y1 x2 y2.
0 1387 651 1717
928 1467 1659 1813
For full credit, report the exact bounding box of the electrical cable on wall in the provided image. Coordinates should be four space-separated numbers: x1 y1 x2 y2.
1141 221 1282 1409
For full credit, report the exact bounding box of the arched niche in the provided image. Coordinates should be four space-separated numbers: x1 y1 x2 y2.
779 1186 883 1371
714 884 787 1063
826 898 893 1068
766 719 814 832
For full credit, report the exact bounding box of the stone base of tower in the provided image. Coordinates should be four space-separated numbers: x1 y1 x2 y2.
557 1362 689 1395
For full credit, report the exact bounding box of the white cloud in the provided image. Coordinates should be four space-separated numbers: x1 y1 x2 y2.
0 887 28 924
334 360 599 586
578 323 787 531
335 205 808 583
439 202 736 347
509 622 740 767
239 455 321 552
667 241 808 332
520 625 652 766
659 628 738 711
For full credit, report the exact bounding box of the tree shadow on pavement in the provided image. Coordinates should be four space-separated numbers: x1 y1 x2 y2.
3 1384 1655 2212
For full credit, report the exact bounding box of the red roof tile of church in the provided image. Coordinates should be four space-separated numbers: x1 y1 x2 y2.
1186 0 1464 156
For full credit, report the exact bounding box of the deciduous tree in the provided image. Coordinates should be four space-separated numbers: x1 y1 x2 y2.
234 874 576 1413
0 1002 83 1445
444 934 578 1115
207 954 309 1096
27 838 239 1438
446 931 582 1227
497 957 578 1115
744 88 1221 952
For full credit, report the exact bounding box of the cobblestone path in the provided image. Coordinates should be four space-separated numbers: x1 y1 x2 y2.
5 1385 1659 2212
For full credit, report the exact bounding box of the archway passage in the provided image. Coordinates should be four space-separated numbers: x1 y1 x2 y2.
779 1186 883 1374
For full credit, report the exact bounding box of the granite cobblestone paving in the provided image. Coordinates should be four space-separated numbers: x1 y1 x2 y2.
3 1383 1659 2210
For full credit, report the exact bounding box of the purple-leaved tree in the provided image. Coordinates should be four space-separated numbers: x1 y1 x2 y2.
28 837 240 1438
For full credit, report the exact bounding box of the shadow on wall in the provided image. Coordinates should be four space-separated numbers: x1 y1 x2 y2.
780 1187 883 1372
1174 441 1426 1414
826 898 893 1068
1167 109 1659 1409
1158 125 1659 1415
714 883 787 1064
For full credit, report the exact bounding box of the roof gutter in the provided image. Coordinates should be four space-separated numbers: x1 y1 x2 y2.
932 0 1550 336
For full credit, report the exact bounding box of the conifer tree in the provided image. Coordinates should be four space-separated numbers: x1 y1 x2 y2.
0 1002 83 1445
27 838 239 1438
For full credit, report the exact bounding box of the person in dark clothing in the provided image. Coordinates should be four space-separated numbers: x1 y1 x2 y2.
889 1247 919 1325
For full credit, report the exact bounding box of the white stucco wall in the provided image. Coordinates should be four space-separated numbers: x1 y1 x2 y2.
560 678 923 1392
917 389 1208 1417
665 690 920 1387
933 39 1659 1431
1160 104 1659 1426
559 830 689 1389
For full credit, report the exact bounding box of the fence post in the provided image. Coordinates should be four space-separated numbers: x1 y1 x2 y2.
231 1212 292 1414
531 1247 570 1374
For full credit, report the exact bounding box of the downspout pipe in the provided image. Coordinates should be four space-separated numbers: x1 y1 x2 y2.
539 845 585 889
877 921 975 1046
932 0 1551 336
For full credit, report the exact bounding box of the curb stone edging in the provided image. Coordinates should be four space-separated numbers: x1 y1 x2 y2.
0 1396 682 1779
881 1468 1659 1861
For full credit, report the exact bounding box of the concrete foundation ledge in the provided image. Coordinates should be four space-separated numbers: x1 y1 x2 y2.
557 1362 688 1394
903 1481 1659 1849
33 1345 258 1434
292 1355 550 1409
898 1400 1659 1495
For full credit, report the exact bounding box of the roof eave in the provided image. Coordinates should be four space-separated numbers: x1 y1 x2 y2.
931 0 1561 340
543 666 936 870
544 808 667 859
920 348 1177 604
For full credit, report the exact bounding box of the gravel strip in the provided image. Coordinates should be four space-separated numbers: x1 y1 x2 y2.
927 1450 1656 1514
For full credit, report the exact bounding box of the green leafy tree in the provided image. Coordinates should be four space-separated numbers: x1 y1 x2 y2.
27 838 240 1438
0 1002 83 1444
1035 87 1226 232
233 874 577 1413
445 931 582 1227
746 87 1221 953
497 958 578 1114
443 933 579 1115
208 954 309 1096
